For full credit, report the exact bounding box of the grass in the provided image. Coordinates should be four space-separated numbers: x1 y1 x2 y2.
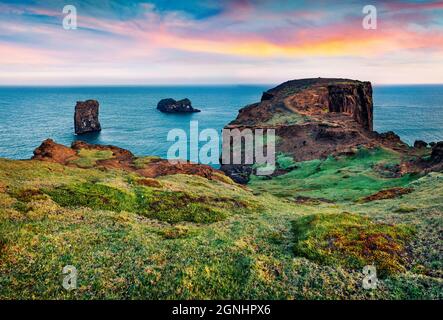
69 149 114 168
253 152 297 173
292 212 414 277
45 183 136 213
249 147 418 201
276 153 298 171
42 180 246 224
264 112 306 126
0 153 442 300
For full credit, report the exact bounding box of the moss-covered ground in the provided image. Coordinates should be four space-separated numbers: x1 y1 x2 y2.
250 147 417 201
0 146 442 299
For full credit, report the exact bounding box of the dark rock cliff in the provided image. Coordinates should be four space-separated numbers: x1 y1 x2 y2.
327 82 373 131
220 78 378 183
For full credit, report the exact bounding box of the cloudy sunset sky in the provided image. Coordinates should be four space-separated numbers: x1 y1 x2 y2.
0 0 443 85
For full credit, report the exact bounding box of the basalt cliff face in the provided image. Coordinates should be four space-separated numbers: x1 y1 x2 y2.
261 78 373 130
221 78 433 183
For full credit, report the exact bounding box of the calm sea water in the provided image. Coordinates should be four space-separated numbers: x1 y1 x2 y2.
0 85 442 160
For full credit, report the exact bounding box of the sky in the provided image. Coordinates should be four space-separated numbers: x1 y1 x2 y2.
0 0 443 85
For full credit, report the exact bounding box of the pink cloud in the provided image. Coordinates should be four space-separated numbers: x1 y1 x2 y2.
1 1 442 84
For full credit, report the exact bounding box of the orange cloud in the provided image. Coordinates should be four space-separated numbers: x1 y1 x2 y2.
68 5 443 59
1 1 443 84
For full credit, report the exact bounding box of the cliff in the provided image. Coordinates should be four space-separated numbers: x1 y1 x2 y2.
222 78 407 183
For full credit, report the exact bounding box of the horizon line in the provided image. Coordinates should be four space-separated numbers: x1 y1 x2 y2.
1 82 443 87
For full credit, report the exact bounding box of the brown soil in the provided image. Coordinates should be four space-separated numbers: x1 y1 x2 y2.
361 187 414 202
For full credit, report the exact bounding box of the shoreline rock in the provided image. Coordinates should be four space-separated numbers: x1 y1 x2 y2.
157 98 201 113
31 139 231 183
74 100 101 134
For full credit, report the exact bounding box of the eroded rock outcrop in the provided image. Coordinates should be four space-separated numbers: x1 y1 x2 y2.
220 78 410 183
32 139 231 183
327 82 373 131
157 98 201 113
74 100 102 134
32 139 78 164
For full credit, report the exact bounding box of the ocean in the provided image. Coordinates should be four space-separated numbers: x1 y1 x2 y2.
0 85 442 160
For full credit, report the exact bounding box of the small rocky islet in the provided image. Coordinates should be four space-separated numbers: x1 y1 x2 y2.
157 98 201 113
1 78 442 299
74 99 101 134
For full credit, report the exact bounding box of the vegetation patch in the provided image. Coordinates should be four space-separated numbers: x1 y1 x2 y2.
394 205 418 213
44 182 230 224
69 149 114 168
45 183 136 212
292 212 414 276
12 188 47 202
133 156 161 169
159 226 190 239
264 112 306 126
249 147 417 201
0 235 6 257
11 199 29 213
276 153 298 171
135 189 227 224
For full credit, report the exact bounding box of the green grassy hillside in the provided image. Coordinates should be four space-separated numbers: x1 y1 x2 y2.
0 147 442 299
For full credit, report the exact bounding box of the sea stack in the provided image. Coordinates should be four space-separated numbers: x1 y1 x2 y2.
157 98 201 113
74 100 102 134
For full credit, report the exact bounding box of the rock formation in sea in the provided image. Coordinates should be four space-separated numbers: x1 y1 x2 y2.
157 98 201 113
74 100 102 134
220 78 438 184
